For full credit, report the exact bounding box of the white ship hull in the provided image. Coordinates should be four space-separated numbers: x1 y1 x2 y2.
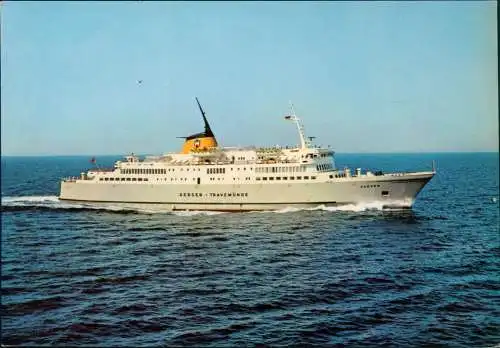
60 172 434 211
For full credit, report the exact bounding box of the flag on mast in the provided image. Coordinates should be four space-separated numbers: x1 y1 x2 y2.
284 115 292 120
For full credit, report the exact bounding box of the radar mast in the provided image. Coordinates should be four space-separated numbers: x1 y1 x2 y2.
286 102 310 149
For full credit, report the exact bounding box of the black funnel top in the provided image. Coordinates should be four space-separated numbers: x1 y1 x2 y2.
195 97 214 138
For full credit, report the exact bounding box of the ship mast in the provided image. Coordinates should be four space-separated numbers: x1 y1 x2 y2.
288 102 310 149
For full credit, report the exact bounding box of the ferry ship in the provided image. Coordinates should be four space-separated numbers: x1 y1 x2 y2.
59 99 435 211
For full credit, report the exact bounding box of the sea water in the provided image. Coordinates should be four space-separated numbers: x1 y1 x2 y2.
1 153 499 346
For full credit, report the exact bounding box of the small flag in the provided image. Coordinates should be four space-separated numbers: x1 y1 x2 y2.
284 115 292 120
90 157 96 164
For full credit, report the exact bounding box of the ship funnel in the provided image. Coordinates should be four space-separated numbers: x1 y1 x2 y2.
180 98 218 154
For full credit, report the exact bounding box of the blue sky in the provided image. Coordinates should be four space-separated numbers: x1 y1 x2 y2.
1 1 498 155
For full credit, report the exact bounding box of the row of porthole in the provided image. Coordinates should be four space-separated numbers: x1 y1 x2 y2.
99 177 194 182
208 177 253 181
99 177 252 182
121 167 211 174
100 175 323 182
122 167 259 175
121 165 329 175
255 166 306 174
361 184 381 188
100 177 149 182
256 176 317 181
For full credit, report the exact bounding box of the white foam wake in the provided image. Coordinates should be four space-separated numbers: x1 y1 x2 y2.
1 195 226 216
2 195 60 204
2 196 412 215
272 200 413 214
1 195 130 211
172 210 225 216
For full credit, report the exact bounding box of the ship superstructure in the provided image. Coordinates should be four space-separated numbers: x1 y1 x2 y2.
60 99 435 211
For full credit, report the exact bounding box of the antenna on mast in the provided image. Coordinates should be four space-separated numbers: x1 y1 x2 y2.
195 97 214 137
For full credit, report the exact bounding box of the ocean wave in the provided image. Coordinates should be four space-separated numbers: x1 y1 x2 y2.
1 195 413 215
0 196 225 216
1 196 147 215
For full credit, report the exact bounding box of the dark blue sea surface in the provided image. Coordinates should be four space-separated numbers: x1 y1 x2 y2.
1 153 499 347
